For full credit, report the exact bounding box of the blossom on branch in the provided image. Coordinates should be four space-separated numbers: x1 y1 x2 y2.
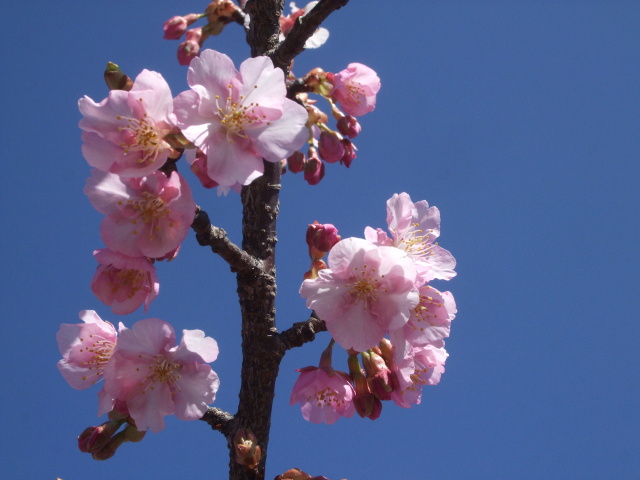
56 310 122 390
329 63 380 117
84 169 196 259
102 318 220 433
91 248 159 315
300 237 420 352
174 49 309 187
79 70 177 177
365 192 457 282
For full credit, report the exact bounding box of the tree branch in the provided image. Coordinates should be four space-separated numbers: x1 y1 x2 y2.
271 0 350 71
191 206 264 275
278 312 327 352
200 407 237 439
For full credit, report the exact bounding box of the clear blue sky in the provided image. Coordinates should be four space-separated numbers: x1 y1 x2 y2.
1 1 638 479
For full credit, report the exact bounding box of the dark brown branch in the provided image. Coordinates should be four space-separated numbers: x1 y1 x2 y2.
244 0 285 57
278 312 327 352
191 206 263 274
271 0 350 71
200 407 237 439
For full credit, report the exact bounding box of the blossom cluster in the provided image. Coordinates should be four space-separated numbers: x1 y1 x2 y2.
57 311 219 454
293 193 457 422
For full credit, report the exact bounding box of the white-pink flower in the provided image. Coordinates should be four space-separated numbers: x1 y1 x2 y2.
330 63 381 117
290 366 355 424
79 70 177 177
365 192 456 282
102 318 220 433
300 237 420 352
173 49 309 187
390 340 448 408
56 310 121 390
84 169 195 259
91 249 159 315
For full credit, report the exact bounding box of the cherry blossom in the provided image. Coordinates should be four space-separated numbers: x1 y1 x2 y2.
173 49 309 187
102 318 220 433
390 341 448 408
290 366 355 424
56 310 122 390
78 70 176 177
84 169 196 259
365 192 456 282
300 237 420 352
91 249 159 315
329 63 380 117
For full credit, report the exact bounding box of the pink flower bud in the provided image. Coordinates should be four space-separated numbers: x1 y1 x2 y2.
287 150 306 173
318 130 345 164
336 115 361 138
163 16 187 40
340 139 356 168
77 419 123 453
362 350 397 401
306 221 341 260
304 151 325 185
177 39 200 65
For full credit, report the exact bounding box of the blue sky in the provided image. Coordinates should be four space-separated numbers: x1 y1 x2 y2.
1 1 639 479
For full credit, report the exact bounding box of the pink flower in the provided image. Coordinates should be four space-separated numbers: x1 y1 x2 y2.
56 310 121 390
329 63 380 117
390 341 448 408
290 366 355 424
300 237 420 352
365 192 456 282
279 2 330 49
78 70 176 177
84 169 196 259
173 49 309 187
163 13 201 40
102 318 220 433
91 249 159 315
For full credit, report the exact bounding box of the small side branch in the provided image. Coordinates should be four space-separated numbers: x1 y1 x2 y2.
278 312 327 352
200 407 236 438
271 0 351 70
191 206 263 274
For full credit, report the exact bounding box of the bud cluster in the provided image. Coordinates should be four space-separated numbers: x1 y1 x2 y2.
284 64 381 185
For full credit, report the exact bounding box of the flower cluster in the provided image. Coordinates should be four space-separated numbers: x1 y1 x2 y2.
294 193 456 422
57 311 220 457
284 63 381 185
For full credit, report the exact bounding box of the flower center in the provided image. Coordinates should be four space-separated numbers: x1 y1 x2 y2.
215 84 269 143
78 333 117 384
110 268 146 298
128 191 168 225
117 105 167 165
308 387 344 408
347 265 385 310
143 356 182 392
395 222 436 257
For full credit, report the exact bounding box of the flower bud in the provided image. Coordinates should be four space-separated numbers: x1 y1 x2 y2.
163 14 201 39
234 428 262 470
348 354 379 419
306 221 341 260
287 150 306 173
177 39 200 65
339 139 357 168
304 149 325 185
103 62 133 91
362 350 396 401
275 468 312 480
336 115 361 138
78 418 124 453
318 130 345 164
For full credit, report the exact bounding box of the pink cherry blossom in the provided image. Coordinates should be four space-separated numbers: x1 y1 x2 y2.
365 192 456 282
78 70 176 177
300 237 420 352
84 169 196 259
329 63 380 117
173 49 309 187
91 249 159 315
56 310 121 390
390 341 448 408
102 318 220 433
279 2 330 49
290 366 355 424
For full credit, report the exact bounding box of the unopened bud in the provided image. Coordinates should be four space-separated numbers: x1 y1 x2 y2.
177 39 200 65
336 115 361 138
304 150 325 185
287 150 306 173
306 221 340 260
104 62 133 91
234 428 261 470
275 468 313 480
163 14 202 39
339 139 357 168
318 130 345 164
